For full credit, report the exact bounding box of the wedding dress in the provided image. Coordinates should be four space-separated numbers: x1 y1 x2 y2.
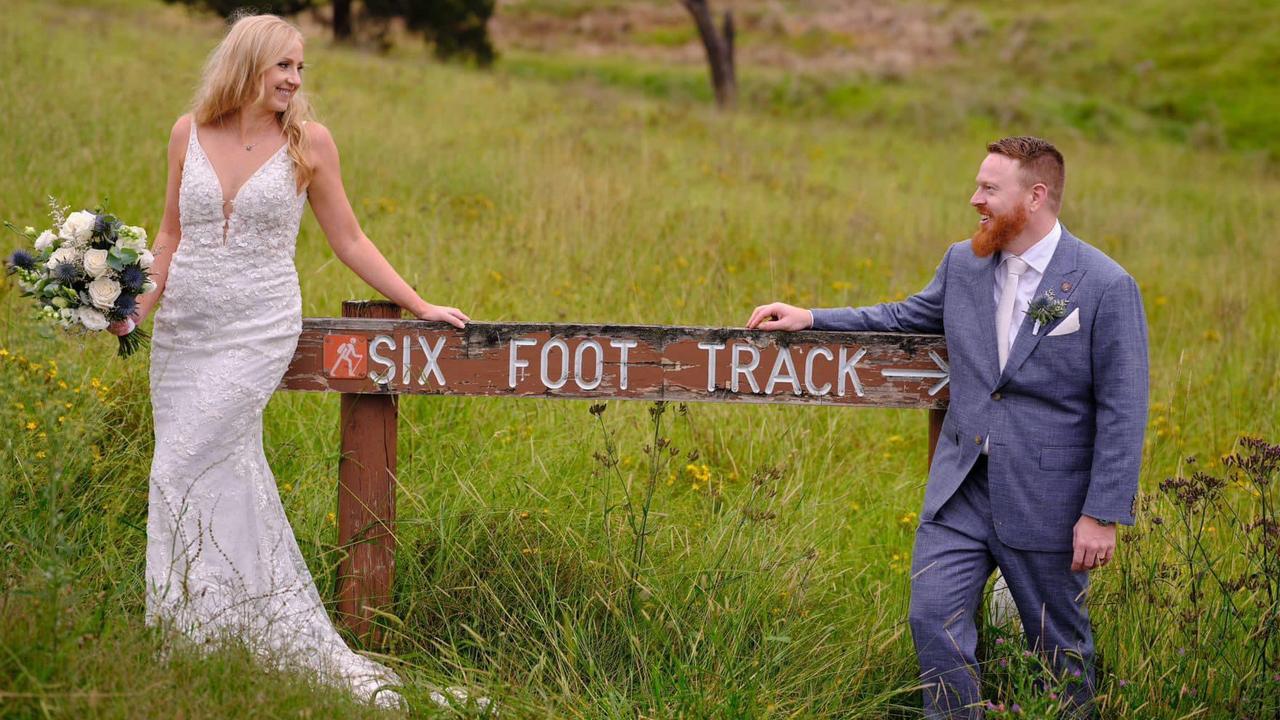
144 119 402 708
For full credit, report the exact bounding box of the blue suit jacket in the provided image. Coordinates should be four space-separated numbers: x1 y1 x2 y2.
811 228 1148 551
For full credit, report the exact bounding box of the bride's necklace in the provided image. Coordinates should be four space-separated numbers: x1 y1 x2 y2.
219 117 272 152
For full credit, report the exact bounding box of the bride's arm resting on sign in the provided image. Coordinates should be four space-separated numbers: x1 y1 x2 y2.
304 121 468 329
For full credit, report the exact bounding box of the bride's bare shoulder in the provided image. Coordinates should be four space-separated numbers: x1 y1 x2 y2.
304 120 336 149
167 114 194 164
170 114 194 143
303 121 341 169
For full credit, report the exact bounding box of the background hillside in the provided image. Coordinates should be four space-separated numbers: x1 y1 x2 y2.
2 0 1278 717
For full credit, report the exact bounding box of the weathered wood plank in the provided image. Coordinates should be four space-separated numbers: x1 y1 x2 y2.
333 301 399 642
280 318 949 409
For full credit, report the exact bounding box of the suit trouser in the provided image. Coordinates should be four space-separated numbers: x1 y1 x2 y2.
908 457 1095 718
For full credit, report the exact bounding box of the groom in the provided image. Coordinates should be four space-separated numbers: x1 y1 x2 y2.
747 136 1148 717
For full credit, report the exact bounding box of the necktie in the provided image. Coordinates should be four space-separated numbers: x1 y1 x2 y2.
996 256 1029 371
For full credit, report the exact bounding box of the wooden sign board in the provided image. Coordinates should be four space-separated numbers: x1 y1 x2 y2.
281 318 949 410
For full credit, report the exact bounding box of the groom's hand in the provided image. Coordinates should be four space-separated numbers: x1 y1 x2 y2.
1071 515 1117 572
747 302 813 332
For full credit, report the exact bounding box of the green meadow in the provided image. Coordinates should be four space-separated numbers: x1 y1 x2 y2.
2 0 1278 717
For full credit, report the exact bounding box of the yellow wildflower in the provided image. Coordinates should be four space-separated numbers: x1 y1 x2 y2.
326 512 336 525
25 421 37 431
35 451 47 459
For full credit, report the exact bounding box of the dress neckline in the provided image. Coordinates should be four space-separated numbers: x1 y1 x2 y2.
191 121 288 219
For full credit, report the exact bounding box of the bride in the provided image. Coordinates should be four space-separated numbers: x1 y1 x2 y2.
108 13 467 708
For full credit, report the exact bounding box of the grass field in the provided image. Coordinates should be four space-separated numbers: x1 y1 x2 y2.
2 0 1279 717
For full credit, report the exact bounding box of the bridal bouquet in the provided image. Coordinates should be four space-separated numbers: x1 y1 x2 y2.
5 199 155 357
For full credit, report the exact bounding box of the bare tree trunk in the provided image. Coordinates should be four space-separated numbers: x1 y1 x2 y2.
679 0 737 109
333 0 352 42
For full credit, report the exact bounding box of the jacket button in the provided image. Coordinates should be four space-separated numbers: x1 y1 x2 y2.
991 392 1002 401
974 435 983 445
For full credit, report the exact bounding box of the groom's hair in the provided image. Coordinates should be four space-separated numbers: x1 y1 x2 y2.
987 136 1065 212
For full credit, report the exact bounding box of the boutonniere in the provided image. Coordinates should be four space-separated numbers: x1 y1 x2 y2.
1026 290 1069 335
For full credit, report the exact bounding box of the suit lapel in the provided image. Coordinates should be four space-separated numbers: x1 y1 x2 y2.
995 230 1086 390
967 248 1002 387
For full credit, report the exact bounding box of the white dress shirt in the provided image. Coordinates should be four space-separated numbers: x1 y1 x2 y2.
994 220 1062 352
984 220 1061 455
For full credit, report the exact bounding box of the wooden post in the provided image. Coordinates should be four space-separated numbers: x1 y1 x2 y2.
927 407 944 467
336 300 401 641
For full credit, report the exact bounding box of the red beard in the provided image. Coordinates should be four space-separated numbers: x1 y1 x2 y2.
972 203 1029 258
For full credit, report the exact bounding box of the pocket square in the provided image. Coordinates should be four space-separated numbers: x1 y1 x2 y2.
1047 308 1080 337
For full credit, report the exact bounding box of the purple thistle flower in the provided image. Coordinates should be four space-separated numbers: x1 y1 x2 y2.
52 261 79 284
1049 692 1059 701
113 293 137 318
7 249 35 271
995 637 1005 645
1011 704 1022 714
1118 679 1129 687
1072 668 1082 678
119 265 146 292
999 658 1008 668
92 212 121 243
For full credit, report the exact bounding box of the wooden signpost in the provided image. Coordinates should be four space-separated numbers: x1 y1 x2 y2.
280 301 949 638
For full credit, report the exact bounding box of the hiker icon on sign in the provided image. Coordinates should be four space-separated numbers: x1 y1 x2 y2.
323 335 368 379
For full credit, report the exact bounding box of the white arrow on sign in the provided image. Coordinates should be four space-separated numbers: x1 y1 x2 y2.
880 350 950 396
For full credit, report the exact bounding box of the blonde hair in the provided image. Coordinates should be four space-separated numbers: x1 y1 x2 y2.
191 13 315 191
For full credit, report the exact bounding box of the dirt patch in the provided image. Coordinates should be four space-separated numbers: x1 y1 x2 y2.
492 0 988 77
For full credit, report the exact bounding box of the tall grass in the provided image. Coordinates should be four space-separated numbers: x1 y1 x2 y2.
2 0 1279 717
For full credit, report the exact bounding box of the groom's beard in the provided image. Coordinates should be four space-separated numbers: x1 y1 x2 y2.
971 204 1029 258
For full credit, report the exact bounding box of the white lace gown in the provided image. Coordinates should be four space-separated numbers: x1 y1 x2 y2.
145 121 402 707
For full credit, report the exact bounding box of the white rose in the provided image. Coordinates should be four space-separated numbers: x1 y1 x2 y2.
60 211 96 244
138 249 154 269
77 306 109 331
87 276 122 310
83 248 111 277
46 245 82 270
34 230 56 251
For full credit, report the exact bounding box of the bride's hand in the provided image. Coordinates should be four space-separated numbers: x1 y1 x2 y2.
106 317 137 337
414 303 470 329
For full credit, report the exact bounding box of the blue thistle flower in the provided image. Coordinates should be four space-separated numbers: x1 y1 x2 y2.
52 261 79 284
113 293 138 318
119 265 146 292
6 249 35 272
93 212 120 237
